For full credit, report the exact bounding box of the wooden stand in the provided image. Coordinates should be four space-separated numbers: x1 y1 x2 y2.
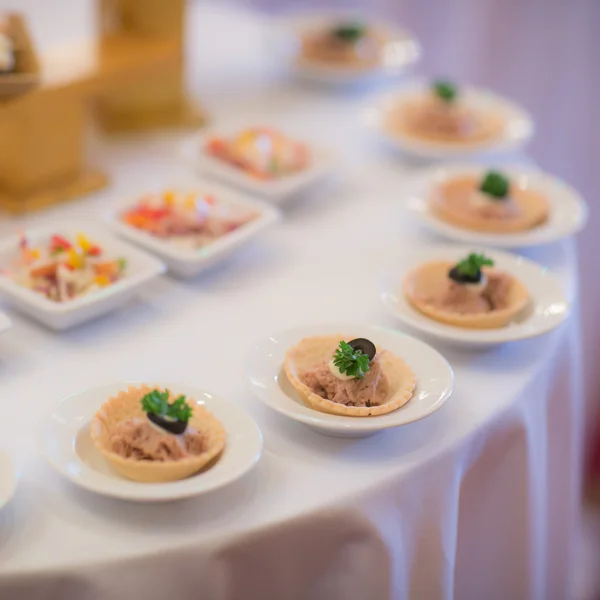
0 1 205 214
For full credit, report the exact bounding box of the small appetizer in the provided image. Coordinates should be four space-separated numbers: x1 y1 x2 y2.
90 385 226 483
121 189 258 249
299 20 385 69
285 335 416 416
429 170 550 233
388 79 503 145
205 127 310 180
6 233 126 303
405 253 529 329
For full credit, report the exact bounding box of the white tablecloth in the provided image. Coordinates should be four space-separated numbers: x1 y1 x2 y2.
0 3 583 599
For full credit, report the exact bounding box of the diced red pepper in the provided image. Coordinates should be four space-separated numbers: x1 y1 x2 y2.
50 235 72 253
136 206 170 220
87 245 102 256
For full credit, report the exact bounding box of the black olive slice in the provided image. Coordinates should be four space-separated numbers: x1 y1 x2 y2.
147 412 187 435
348 338 376 361
448 266 481 285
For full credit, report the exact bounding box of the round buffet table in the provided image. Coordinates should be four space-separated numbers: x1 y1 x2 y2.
0 3 583 600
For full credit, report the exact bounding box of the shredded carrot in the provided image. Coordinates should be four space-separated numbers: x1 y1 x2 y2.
30 263 57 279
93 261 119 277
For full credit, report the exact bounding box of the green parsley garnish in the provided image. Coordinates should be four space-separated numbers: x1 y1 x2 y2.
141 389 192 423
479 171 510 199
332 340 371 379
332 22 366 42
118 257 127 273
432 79 458 103
455 253 494 278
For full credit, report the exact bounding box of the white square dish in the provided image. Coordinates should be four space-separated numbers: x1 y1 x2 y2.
181 129 336 203
107 184 280 278
0 310 11 336
0 223 165 330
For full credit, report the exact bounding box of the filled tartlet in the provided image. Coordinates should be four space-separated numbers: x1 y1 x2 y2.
429 170 550 233
285 335 416 416
405 253 529 329
90 385 226 483
5 233 126 303
121 189 258 249
388 79 503 145
298 20 385 70
205 127 310 180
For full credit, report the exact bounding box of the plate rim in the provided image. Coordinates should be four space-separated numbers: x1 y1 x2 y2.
0 448 17 511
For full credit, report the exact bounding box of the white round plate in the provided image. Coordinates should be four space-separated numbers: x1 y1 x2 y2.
267 10 421 86
366 82 533 158
246 324 453 438
38 382 263 502
405 164 588 247
0 449 17 511
380 244 569 346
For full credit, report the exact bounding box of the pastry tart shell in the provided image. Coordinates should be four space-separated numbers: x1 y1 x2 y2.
284 334 416 417
388 99 504 146
429 182 550 233
404 262 529 329
90 385 226 483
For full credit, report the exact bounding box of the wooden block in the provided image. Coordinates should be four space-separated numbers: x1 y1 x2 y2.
0 168 107 214
0 14 41 99
98 0 185 38
95 67 205 133
0 87 87 192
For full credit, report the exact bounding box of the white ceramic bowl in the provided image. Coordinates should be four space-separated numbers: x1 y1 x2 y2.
182 130 336 203
267 10 421 86
246 324 453 438
38 381 263 502
366 82 534 159
380 244 569 346
107 184 280 278
0 223 165 330
0 449 16 512
405 164 588 247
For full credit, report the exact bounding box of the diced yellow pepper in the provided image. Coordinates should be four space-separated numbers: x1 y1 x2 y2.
163 191 176 206
94 275 112 287
67 248 84 269
183 194 197 210
76 233 92 253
